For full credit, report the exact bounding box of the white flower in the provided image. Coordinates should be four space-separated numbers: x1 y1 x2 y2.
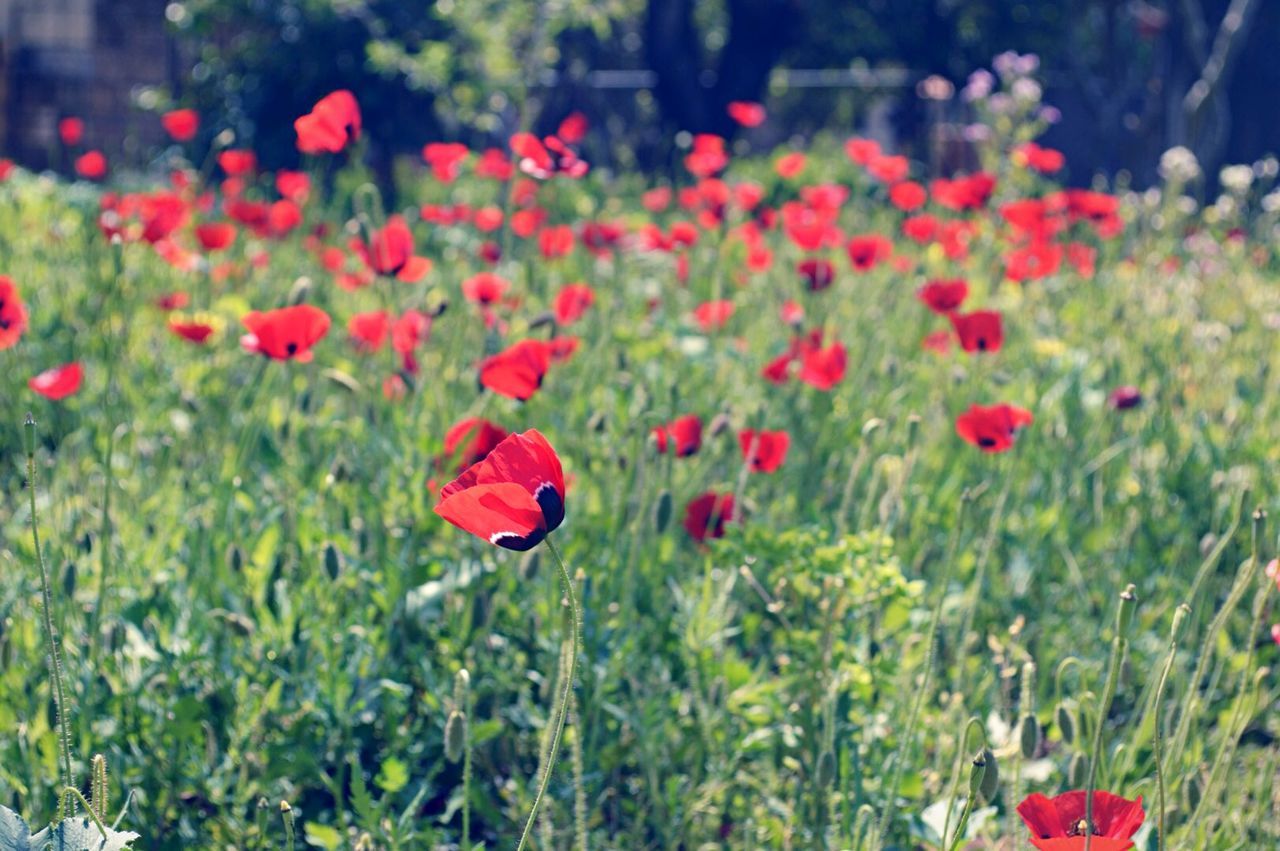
1218 164 1253 194
1159 146 1201 183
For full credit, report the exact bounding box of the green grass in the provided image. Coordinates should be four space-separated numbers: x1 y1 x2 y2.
0 147 1277 850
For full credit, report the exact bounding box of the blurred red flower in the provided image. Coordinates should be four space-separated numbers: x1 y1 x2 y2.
241 305 331 362
30 362 83 400
955 403 1033 452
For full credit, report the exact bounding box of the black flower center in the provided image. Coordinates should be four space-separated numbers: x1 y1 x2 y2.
978 436 997 448
286 341 299 356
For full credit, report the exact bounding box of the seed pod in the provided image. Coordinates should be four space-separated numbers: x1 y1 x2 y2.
454 668 471 707
968 751 988 799
1020 713 1041 758
1116 584 1138 634
528 310 556 329
323 542 342 581
1068 752 1088 787
1182 773 1202 812
226 544 244 573
1055 702 1075 745
444 709 468 763
816 750 836 787
978 747 1000 801
654 489 673 533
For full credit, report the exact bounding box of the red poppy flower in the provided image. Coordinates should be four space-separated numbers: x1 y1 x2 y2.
439 417 510 473
775 152 807 179
276 170 311 202
218 150 257 176
554 283 595 325
950 310 1004 353
653 415 703 457
479 339 553 400
75 151 107 180
727 101 766 127
538 225 575 259
161 109 199 142
867 153 909 183
694 300 735 331
844 137 881 165
474 147 514 180
889 181 927 211
358 215 431 281
420 142 468 182
295 90 361 155
548 336 579 363
799 342 847 390
462 272 510 307
684 491 735 542
268 200 303 237
168 318 216 344
922 329 952 355
902 214 939 244
642 187 672 212
59 117 84 147
917 279 969 314
955 403 1033 452
0 159 13 181
434 429 566 551
240 305 331 362
557 111 589 143
797 259 835 292
348 311 391 353
1005 241 1064 282
780 300 804 325
685 134 728 178
1108 386 1142 410
29 362 83 400
391 310 431 358
739 429 790 473
1016 790 1145 851
0 276 29 349
931 173 997 210
846 234 892 271
154 291 189 311
1015 142 1066 174
195 222 236 252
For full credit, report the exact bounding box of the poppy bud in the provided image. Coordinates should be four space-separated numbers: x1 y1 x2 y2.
444 709 467 763
1068 752 1088 787
816 750 836 787
23 412 36 457
587 411 607 433
978 747 999 801
226 544 243 573
1020 713 1040 758
708 412 731 437
1182 773 1202 812
1055 702 1075 744
428 298 449 318
62 561 76 597
323 542 342 581
1170 603 1190 641
288 276 312 305
80 531 93 553
968 751 987 799
454 668 471 707
528 310 556 329
861 417 884 437
1116 584 1138 635
520 548 540 581
654 489 673 533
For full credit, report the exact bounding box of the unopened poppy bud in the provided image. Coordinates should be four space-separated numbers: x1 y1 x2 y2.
708 412 731 437
861 418 884 437
428 298 449 318
520 549 540 581
444 709 467 763
226 544 243 573
22 413 36 457
287 276 312 305
454 668 470 706
654 490 673 533
528 310 556 329
1170 604 1190 641
1116 584 1138 634
279 800 292 814
816 750 836 787
1182 773 1202 812
62 561 76 596
1068 752 1088 787
1055 702 1075 744
79 531 93 553
323 542 342 581
1020 714 1040 758
978 747 999 801
905 413 922 445
587 411 606 433
968 751 987 799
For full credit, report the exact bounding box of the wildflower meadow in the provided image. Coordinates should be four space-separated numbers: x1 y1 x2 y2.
2 51 1279 851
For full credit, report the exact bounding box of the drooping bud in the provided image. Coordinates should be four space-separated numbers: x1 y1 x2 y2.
1068 752 1088 787
654 489 673 533
1182 773 1202 812
978 747 1000 801
1020 714 1041 758
1170 604 1190 642
1055 702 1075 745
323 542 342 581
816 750 836 787
968 751 988 799
226 543 244 573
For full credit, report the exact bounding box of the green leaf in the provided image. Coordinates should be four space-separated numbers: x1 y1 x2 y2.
375 757 409 795
302 823 343 849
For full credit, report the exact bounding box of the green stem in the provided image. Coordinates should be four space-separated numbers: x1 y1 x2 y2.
1152 605 1189 851
515 536 580 851
1084 585 1135 851
25 415 77 811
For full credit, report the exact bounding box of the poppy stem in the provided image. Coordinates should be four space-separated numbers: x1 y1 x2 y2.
1084 584 1136 851
515 536 580 851
1152 605 1189 851
24 414 78 814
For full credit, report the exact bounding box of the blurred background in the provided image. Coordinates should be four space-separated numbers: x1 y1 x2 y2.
0 0 1275 187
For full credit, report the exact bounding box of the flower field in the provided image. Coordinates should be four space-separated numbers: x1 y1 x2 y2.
1 57 1279 850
